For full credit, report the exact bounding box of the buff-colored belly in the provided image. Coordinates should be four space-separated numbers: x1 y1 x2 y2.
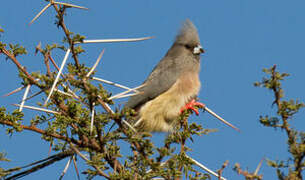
137 72 200 132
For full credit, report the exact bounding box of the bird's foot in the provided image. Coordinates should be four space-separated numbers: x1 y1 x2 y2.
180 99 205 115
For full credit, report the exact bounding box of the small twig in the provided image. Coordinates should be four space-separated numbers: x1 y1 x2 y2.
48 54 60 71
21 89 44 102
53 1 88 10
86 49 105 78
176 118 188 178
44 52 52 77
1 48 38 84
48 142 53 157
69 143 110 179
35 41 42 55
75 36 153 44
217 160 229 180
51 2 80 68
29 3 52 25
97 97 137 134
204 107 240 132
13 104 60 114
19 84 31 112
0 119 81 145
98 95 137 132
69 144 88 160
44 48 71 106
96 97 144 170
185 155 227 180
97 96 138 133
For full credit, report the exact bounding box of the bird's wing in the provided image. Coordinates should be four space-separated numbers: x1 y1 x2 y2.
125 55 182 109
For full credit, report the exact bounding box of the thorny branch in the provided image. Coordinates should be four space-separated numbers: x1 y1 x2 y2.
0 48 38 85
253 65 305 180
52 3 80 68
0 119 81 147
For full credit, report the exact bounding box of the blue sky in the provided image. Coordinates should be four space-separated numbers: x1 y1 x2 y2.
1 0 305 179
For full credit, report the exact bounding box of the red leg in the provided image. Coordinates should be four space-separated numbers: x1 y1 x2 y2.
180 99 205 115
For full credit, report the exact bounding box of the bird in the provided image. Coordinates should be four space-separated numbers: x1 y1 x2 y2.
125 19 205 132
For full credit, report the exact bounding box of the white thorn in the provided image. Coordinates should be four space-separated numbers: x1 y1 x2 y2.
61 84 79 99
75 36 153 44
53 1 88 10
70 143 89 161
254 158 264 175
86 49 105 78
185 155 227 180
44 48 70 106
93 77 141 92
90 103 95 135
96 97 138 133
103 102 114 114
109 92 140 100
133 118 142 127
29 3 51 25
204 107 240 132
54 88 74 97
122 119 137 133
13 104 60 114
108 83 145 100
19 84 31 112
59 156 73 179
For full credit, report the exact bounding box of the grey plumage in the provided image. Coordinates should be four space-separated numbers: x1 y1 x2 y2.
125 19 204 132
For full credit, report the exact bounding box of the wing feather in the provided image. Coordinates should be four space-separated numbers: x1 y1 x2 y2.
125 49 183 109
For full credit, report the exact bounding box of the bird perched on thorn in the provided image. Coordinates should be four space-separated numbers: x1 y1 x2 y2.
125 19 205 132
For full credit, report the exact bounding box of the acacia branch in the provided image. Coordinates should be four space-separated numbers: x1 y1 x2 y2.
50 5 151 172
52 3 80 68
269 65 304 179
69 143 110 179
0 119 80 144
0 48 38 85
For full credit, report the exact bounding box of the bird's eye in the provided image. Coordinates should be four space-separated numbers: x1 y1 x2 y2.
184 44 192 50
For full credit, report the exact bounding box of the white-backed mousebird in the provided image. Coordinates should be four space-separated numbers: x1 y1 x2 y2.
125 19 238 132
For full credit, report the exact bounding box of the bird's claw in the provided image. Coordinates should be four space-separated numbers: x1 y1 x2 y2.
180 99 205 115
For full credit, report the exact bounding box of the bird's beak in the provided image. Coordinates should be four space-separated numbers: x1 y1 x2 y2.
193 44 205 55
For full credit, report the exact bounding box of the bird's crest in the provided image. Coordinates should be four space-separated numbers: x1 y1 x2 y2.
175 19 200 46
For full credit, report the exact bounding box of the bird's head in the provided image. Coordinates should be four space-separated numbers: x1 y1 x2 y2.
175 19 204 56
